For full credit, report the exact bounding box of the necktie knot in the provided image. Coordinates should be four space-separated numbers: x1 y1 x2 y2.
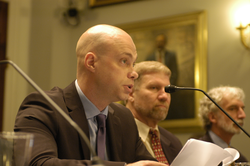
150 129 158 137
96 114 106 128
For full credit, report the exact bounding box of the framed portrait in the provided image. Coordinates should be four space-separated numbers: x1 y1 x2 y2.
89 0 135 7
117 11 207 133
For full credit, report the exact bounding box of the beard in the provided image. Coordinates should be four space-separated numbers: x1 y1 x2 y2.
134 103 169 121
217 115 243 134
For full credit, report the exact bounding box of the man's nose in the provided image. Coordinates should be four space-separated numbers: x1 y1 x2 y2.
238 107 246 119
130 70 138 80
158 88 170 100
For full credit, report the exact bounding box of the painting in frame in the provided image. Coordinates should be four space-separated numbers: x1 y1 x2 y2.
117 11 207 133
89 0 135 7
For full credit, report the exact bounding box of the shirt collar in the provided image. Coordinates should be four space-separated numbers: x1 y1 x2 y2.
75 80 108 119
208 130 229 148
134 118 159 141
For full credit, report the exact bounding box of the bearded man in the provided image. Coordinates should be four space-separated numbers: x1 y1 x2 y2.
126 61 182 165
198 86 248 162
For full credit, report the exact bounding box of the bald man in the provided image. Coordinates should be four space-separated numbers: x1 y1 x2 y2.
14 24 166 166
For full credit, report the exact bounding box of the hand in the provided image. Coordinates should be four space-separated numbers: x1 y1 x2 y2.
127 160 167 166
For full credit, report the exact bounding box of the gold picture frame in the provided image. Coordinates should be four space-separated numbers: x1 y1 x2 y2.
89 0 135 7
118 11 207 133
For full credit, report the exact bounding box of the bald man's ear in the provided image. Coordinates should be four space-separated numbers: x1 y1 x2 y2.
84 52 96 72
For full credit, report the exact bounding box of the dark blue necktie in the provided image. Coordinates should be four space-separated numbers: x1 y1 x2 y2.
96 114 106 160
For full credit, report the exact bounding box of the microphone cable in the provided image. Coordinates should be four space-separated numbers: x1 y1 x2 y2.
165 85 250 138
0 60 104 165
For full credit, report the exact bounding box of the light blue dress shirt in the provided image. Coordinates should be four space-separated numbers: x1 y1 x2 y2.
208 130 230 148
75 80 108 160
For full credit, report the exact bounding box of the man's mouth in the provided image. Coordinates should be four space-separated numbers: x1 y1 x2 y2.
127 84 133 89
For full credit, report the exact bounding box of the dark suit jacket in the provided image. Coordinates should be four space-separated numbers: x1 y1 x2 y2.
14 81 156 166
198 132 248 164
146 50 178 85
158 126 182 164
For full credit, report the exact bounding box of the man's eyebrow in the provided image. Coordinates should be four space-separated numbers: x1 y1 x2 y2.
123 52 137 61
123 52 133 58
228 104 244 108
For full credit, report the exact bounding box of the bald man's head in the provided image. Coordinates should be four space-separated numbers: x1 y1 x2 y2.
75 24 136 78
76 24 131 59
75 24 138 105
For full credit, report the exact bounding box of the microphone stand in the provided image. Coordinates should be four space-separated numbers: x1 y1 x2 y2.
165 85 250 138
0 60 103 165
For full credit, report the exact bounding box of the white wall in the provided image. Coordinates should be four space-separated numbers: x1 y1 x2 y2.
3 0 250 160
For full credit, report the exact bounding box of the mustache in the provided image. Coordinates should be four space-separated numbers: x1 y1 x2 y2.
156 102 169 108
236 119 244 123
235 119 244 125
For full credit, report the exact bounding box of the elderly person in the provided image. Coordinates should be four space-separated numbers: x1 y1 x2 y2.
198 86 248 162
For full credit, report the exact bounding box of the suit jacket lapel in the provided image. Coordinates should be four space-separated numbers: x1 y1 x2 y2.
106 105 122 161
159 131 176 163
63 81 91 159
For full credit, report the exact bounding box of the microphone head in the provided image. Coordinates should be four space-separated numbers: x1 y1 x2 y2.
165 85 177 93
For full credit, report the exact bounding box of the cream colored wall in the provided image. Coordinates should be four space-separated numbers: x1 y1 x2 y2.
3 0 250 160
3 0 32 131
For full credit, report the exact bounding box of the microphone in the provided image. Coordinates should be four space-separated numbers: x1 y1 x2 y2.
165 85 250 138
0 60 104 165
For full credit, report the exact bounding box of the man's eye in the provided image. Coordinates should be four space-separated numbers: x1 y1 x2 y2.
228 107 236 111
122 59 127 64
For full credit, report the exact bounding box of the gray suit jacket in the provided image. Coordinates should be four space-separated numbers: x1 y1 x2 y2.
14 81 156 166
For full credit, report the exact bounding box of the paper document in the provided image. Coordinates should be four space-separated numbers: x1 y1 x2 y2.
170 139 239 166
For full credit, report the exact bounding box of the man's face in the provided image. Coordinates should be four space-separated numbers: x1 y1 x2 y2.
215 95 246 134
95 34 138 103
155 35 166 50
132 72 171 123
